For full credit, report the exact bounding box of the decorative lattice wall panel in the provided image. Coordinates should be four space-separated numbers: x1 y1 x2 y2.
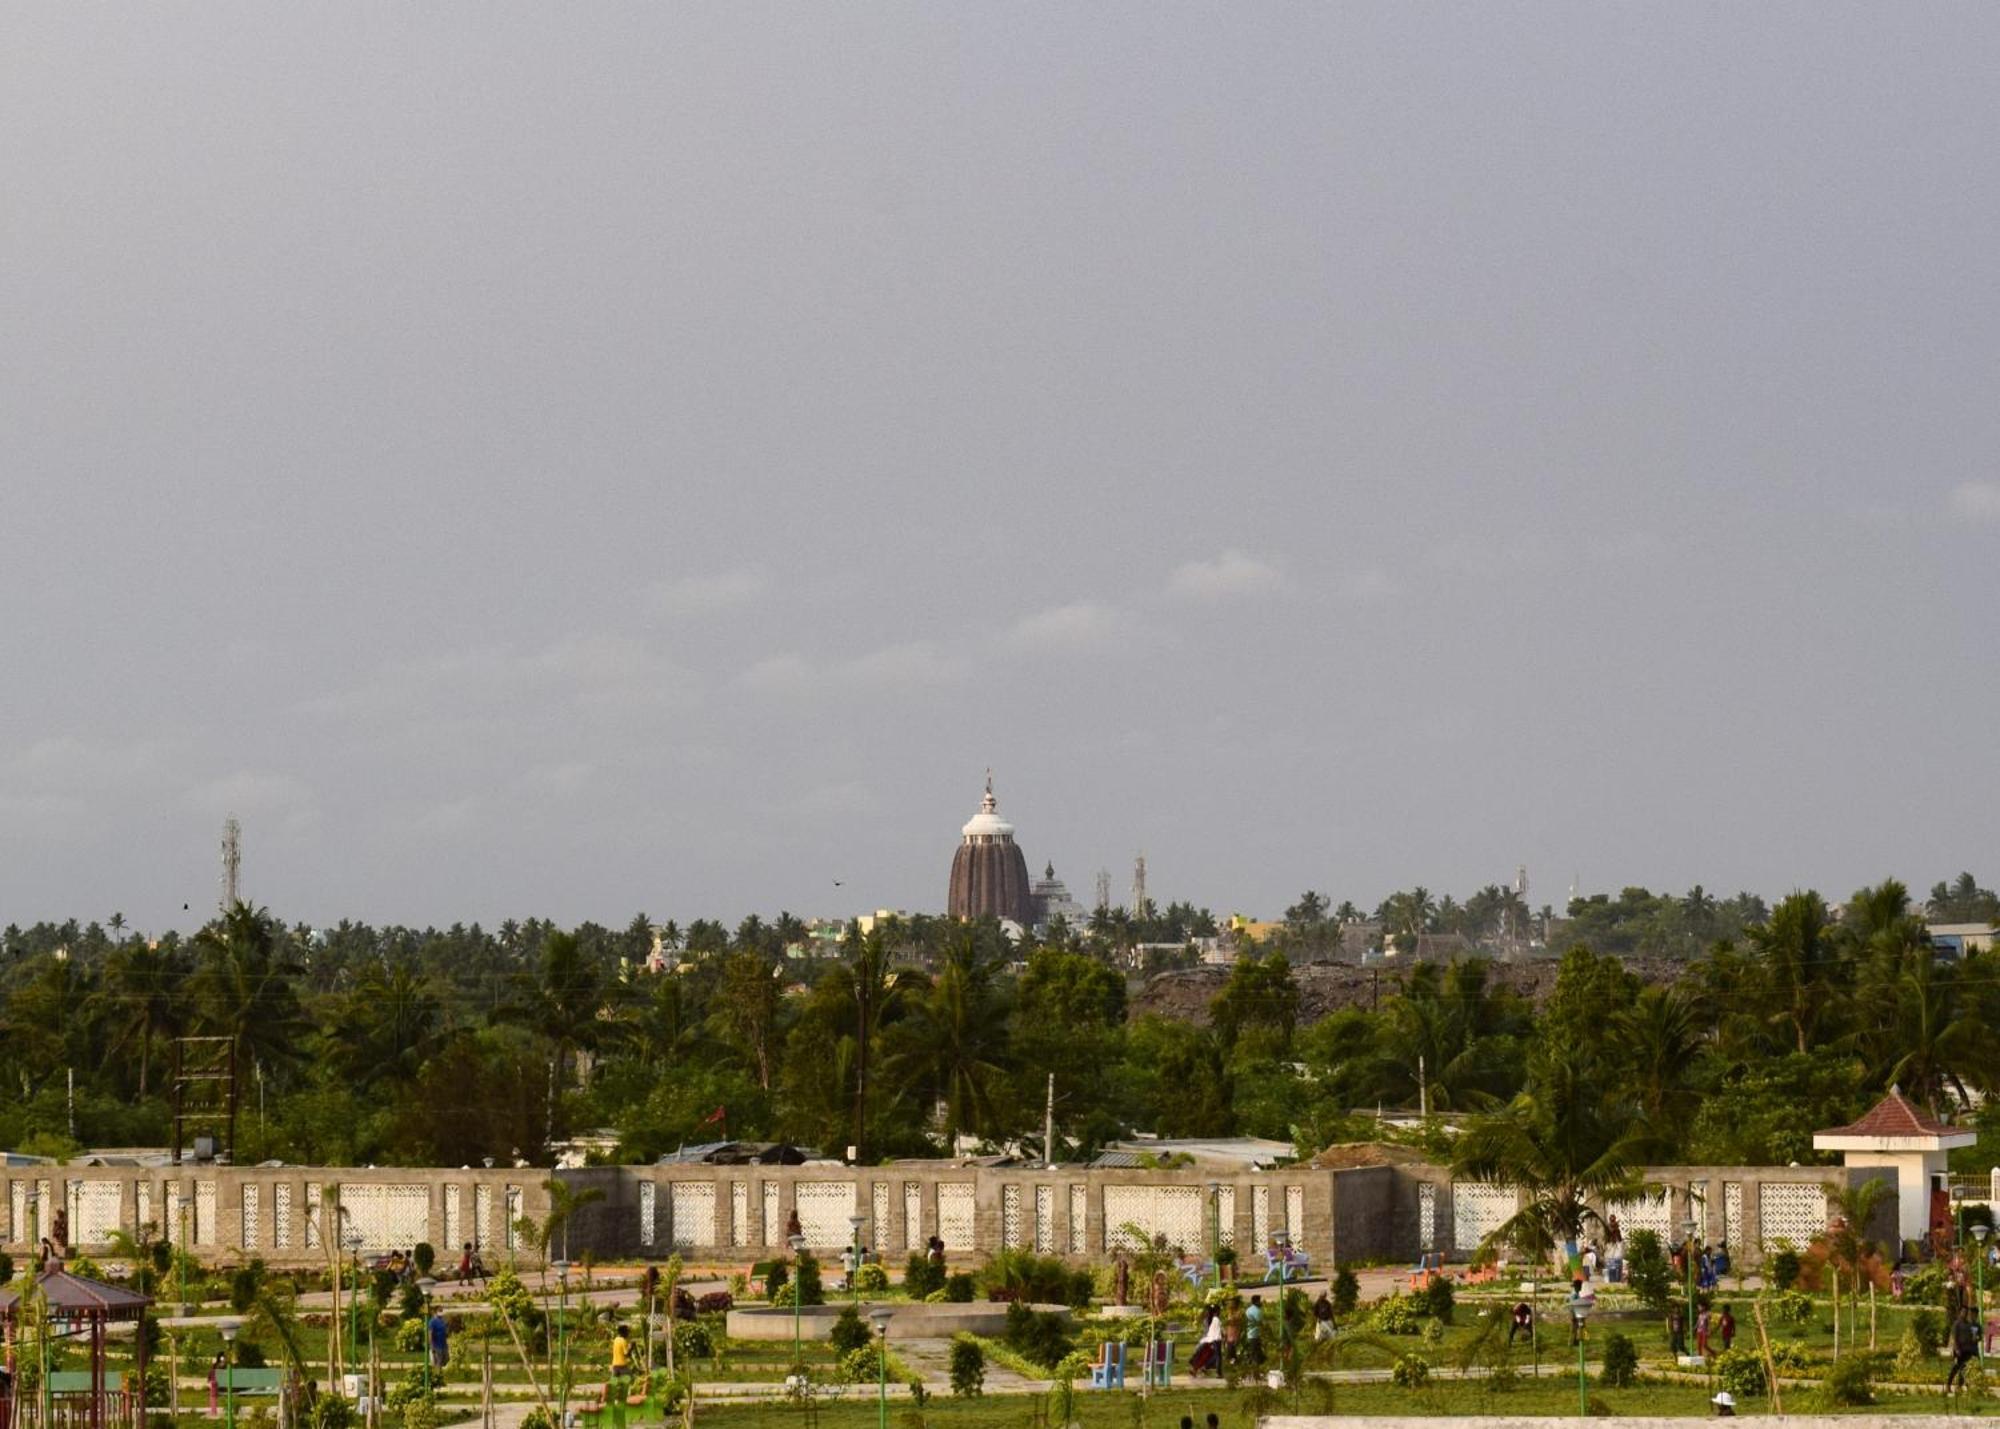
1035 1185 1054 1252
669 1182 714 1248
72 1182 123 1246
504 1187 523 1249
136 1182 154 1240
1252 1186 1271 1247
1606 1189 1672 1242
1418 1183 1437 1251
4 1182 17 1241
443 1186 461 1252
733 1183 752 1247
1102 1185 1203 1254
764 1183 781 1246
1002 1185 1023 1248
194 1182 217 1245
1686 1181 1710 1243
873 1182 891 1249
1758 1182 1827 1251
1285 1185 1304 1242
639 1182 658 1246
795 1180 858 1246
938 1183 975 1250
1068 1185 1087 1254
904 1183 923 1251
1724 1184 1743 1249
240 1185 261 1249
304 1185 321 1249
1451 1181 1516 1254
274 1185 291 1250
1217 1186 1236 1248
475 1186 493 1250
340 1184 430 1251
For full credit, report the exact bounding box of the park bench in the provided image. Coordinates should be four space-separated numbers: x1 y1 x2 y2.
1406 1251 1444 1292
1262 1245 1310 1283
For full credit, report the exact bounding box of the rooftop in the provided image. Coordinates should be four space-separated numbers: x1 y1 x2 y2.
1813 1088 1976 1149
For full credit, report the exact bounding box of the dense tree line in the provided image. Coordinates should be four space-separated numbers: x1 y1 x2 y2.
1 874 1995 1175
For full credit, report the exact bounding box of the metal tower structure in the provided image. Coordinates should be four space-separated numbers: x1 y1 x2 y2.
170 1035 236 1165
220 816 241 911
1130 852 1147 917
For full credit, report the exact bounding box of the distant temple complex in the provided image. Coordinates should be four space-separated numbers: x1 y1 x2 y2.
947 774 1034 925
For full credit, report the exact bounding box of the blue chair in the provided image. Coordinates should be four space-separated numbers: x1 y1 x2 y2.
1141 1339 1174 1388
1089 1340 1127 1389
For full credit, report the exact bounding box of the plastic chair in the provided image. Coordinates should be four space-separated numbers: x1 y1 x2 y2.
1088 1340 1126 1389
1141 1339 1174 1388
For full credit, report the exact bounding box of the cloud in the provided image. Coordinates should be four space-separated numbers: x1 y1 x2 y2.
738 641 970 694
1336 565 1400 604
187 770 319 832
1002 601 1128 655
645 567 768 617
1947 482 2000 523
1168 548 1283 601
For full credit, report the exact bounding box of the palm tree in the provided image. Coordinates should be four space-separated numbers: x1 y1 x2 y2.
1616 984 1705 1128
890 938 1008 1150
1822 1178 1895 1344
1453 1047 1661 1262
539 1176 606 1265
823 928 917 1160
98 940 188 1096
187 904 306 1140
1744 891 1845 1053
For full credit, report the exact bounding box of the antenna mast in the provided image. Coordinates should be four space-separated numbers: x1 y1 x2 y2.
220 817 242 911
1130 852 1147 917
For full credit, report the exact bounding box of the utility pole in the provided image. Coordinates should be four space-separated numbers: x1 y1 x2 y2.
1043 1073 1056 1168
1418 1055 1428 1118
220 817 242 911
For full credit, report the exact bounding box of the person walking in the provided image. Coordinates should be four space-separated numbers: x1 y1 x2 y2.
611 1324 634 1380
1695 1306 1711 1359
1947 1311 1980 1394
1245 1294 1265 1366
1716 1305 1736 1353
1667 1305 1687 1357
1313 1291 1335 1342
1190 1306 1223 1376
427 1307 451 1370
1509 1301 1534 1347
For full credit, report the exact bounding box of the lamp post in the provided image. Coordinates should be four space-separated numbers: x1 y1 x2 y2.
787 1232 807 1369
1570 1298 1591 1418
869 1307 895 1429
849 1215 867 1303
342 1219 365 1382
1681 1216 1699 1364
553 1260 571 1427
1973 1224 1992 1368
418 1277 438 1395
219 1318 243 1429
1274 1228 1292 1286
1206 1181 1222 1290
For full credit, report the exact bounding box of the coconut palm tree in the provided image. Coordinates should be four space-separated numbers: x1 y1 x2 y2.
98 940 187 1096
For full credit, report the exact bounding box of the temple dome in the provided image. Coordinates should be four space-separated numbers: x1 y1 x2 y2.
948 773 1033 924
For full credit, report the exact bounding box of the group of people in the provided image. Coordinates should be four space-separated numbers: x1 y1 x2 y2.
1664 1302 1737 1358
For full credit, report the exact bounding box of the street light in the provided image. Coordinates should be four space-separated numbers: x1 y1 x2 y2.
1570 1297 1592 1418
218 1318 243 1429
1974 1224 1992 1368
1681 1216 1700 1364
1206 1181 1222 1290
849 1215 868 1302
341 1218 365 1382
553 1260 571 1426
868 1307 895 1429
787 1233 808 1369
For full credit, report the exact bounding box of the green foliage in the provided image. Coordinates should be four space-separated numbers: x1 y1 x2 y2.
1391 1352 1430 1388
853 1262 890 1293
411 1243 435 1276
1413 1276 1454 1324
229 1259 267 1314
903 1254 943 1298
1368 1294 1425 1334
980 1250 1091 1308
1767 1247 1801 1291
947 1335 985 1397
486 1269 536 1325
0 1252 15 1284
763 1260 790 1301
829 1305 872 1356
1769 1339 1816 1372
1713 1347 1767 1398
1902 1310 1945 1361
1766 1289 1816 1327
517 1410 555 1429
1623 1229 1672 1311
793 1250 825 1306
943 1272 975 1303
395 1318 427 1354
1001 1301 1074 1369
839 1346 883 1384
1598 1332 1638 1388
1900 1263 1946 1305
672 1319 713 1360
1331 1265 1359 1317
1822 1352 1877 1407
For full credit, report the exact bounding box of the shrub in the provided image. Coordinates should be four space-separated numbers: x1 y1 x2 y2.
1420 1317 1446 1346
830 1306 873 1357
518 1410 555 1429
764 1260 790 1302
1822 1351 1876 1406
1769 1339 1816 1372
1908 1308 1945 1357
840 1346 883 1384
0 1253 13 1285
981 1250 1084 1307
794 1251 825 1306
1414 1276 1454 1324
854 1263 890 1294
1003 1301 1074 1369
397 1282 425 1321
487 1270 536 1325
1624 1230 1672 1312
233 1343 268 1369
1767 1290 1815 1328
695 1291 733 1314
1598 1333 1638 1389
904 1254 944 1299
1713 1348 1767 1399
229 1260 267 1314
1901 1263 1946 1306
948 1335 985 1397
1391 1352 1430 1389
672 1319 713 1361
1369 1294 1425 1335
1331 1266 1359 1317
1768 1246 1801 1291
395 1318 427 1354
309 1394 355 1429
412 1244 435 1276
943 1272 975 1303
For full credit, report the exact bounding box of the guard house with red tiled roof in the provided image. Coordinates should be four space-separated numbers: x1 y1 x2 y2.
1812 1087 1976 1247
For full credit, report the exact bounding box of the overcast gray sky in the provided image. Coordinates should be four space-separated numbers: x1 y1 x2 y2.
4 4 1997 934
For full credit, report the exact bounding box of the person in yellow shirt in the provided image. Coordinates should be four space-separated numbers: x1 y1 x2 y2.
610 1325 633 1378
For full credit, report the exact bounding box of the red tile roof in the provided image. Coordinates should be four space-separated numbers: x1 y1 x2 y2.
1819 1089 1958 1139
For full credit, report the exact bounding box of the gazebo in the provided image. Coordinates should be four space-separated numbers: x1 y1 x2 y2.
1812 1087 1977 1249
0 1268 152 1429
